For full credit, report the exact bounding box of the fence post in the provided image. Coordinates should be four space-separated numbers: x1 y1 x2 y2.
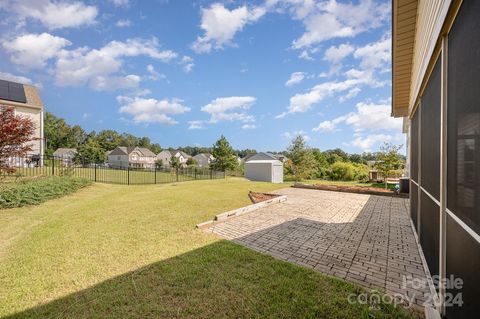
194 167 197 180
51 156 54 176
224 170 226 179
127 166 130 185
210 169 212 180
154 165 157 184
94 163 97 182
176 167 179 182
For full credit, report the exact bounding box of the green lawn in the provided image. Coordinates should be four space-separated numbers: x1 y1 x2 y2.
0 178 414 318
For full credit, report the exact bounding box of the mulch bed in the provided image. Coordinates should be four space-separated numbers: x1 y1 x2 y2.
293 183 409 198
248 191 281 203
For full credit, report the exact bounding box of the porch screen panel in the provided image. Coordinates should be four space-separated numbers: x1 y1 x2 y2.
410 182 418 230
411 110 419 182
446 0 480 317
420 58 441 200
410 109 420 228
420 192 439 278
446 214 480 318
418 56 441 279
447 0 480 236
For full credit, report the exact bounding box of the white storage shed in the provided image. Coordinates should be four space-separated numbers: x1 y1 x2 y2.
244 153 284 183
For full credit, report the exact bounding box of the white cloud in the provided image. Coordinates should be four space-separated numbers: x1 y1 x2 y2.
323 43 354 63
54 38 176 89
201 96 256 124
110 0 130 7
283 130 310 141
312 120 340 132
3 0 97 29
90 74 141 91
277 77 368 118
339 87 361 102
242 124 256 130
146 64 165 81
191 3 266 53
0 71 33 84
117 95 190 125
353 36 391 71
3 33 71 69
188 120 204 130
285 72 306 87
116 19 132 27
291 0 389 49
312 101 403 133
351 134 392 151
180 56 194 73
299 50 314 60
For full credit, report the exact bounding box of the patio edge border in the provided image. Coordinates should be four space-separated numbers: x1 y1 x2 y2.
196 195 287 229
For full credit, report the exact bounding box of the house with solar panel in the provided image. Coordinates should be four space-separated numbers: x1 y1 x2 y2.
0 79 44 165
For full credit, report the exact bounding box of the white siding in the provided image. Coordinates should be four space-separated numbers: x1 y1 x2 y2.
245 161 283 183
14 106 43 155
409 0 451 113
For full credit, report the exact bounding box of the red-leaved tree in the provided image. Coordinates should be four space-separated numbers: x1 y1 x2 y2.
0 105 36 173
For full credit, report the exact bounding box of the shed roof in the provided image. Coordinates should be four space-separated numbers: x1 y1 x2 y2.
245 152 282 163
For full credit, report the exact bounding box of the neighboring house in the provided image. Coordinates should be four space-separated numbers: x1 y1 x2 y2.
107 147 156 168
156 150 191 168
192 153 214 167
0 79 44 166
156 150 172 168
53 148 77 164
392 1 479 317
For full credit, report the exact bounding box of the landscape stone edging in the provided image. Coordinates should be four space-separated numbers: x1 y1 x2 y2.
195 195 287 229
292 182 409 198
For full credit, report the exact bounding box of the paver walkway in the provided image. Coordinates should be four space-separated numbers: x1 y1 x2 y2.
205 187 433 307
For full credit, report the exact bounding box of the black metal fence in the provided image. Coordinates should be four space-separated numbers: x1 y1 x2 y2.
1 155 225 185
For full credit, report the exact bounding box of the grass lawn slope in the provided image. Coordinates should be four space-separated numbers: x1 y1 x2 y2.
0 178 415 318
0 176 92 209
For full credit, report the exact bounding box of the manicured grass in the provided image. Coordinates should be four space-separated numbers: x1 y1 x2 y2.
0 178 414 318
0 176 92 209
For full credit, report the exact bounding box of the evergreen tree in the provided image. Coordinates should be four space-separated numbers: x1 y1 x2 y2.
211 135 238 172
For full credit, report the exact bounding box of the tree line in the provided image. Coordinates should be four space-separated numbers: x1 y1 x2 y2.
284 136 405 186
2 108 404 180
44 112 259 164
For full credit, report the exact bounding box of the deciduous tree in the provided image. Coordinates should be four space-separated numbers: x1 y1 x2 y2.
286 135 315 181
375 142 404 188
0 106 36 173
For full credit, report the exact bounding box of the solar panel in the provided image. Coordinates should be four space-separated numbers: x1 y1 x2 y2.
0 80 8 100
0 79 27 103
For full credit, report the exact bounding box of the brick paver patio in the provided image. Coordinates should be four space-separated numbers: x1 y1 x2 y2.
205 187 433 307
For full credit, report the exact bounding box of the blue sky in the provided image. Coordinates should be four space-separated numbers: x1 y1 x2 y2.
0 0 404 152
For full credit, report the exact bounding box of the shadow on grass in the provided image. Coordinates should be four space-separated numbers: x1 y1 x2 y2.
3 240 413 319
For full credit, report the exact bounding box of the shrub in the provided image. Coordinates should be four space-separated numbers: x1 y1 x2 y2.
329 162 355 181
352 164 369 182
0 176 92 209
